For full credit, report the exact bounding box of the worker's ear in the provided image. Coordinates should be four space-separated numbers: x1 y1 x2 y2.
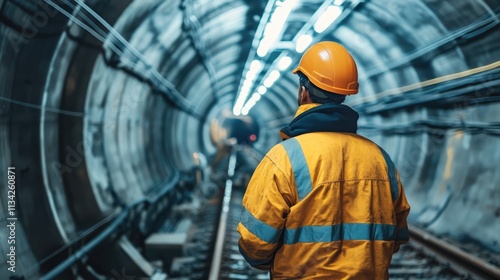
300 86 310 103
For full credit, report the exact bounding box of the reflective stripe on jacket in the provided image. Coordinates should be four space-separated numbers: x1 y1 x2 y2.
237 104 410 279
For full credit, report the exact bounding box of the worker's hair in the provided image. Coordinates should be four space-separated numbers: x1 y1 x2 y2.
298 72 346 104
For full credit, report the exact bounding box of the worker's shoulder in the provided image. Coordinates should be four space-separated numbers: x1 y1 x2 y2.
295 132 378 148
265 140 289 158
268 133 380 157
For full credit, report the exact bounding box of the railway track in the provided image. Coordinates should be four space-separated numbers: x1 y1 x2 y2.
390 237 469 279
216 190 269 280
402 226 500 280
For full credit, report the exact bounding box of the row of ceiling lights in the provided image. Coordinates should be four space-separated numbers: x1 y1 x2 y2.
233 0 345 116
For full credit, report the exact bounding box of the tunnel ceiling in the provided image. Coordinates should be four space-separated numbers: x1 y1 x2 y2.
1 0 498 160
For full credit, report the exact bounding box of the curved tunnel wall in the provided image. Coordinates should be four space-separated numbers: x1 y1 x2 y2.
0 0 499 278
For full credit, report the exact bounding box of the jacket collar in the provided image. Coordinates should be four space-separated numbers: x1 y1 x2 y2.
293 103 321 118
280 103 359 140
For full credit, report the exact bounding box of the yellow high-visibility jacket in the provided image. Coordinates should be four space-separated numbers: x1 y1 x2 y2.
237 103 410 279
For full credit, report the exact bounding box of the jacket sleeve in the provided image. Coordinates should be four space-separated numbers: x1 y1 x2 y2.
237 154 293 270
393 171 411 253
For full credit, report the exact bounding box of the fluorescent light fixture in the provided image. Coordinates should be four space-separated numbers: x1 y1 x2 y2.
234 60 262 115
241 107 250 116
269 70 280 81
235 0 298 114
241 91 262 115
313 5 343 34
240 87 251 99
263 70 281 87
334 0 345 6
236 93 247 105
250 60 262 72
243 79 252 89
257 38 271 57
288 0 299 9
278 56 293 70
263 78 273 88
296 34 313 53
233 98 245 115
241 82 250 90
240 88 250 99
246 71 257 81
256 0 295 57
242 99 257 115
234 83 252 115
258 86 267 95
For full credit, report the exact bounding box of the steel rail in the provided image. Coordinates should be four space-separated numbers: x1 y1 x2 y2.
208 149 238 280
409 224 500 280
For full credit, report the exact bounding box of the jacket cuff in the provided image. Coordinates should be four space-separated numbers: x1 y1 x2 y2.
396 226 409 242
238 244 272 270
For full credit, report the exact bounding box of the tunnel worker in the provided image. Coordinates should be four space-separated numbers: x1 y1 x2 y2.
237 41 410 279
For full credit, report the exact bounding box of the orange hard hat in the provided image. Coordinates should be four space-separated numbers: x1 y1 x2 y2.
293 41 359 95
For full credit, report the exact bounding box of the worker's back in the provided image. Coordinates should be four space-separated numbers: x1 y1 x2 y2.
263 132 409 279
